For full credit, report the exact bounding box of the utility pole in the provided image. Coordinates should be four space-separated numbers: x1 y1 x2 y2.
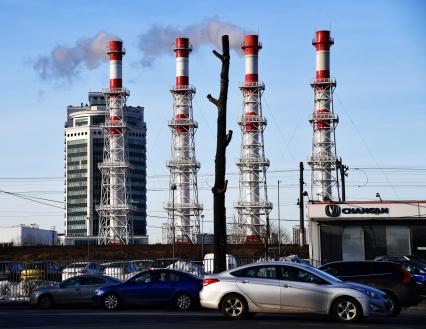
299 162 305 246
265 214 270 258
277 179 281 257
201 214 204 260
171 183 176 267
338 158 348 202
207 35 232 274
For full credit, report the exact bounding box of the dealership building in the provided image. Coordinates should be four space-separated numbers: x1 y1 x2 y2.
307 201 426 265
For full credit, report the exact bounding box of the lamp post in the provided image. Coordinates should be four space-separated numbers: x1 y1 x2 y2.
277 180 281 258
201 214 204 260
171 183 177 267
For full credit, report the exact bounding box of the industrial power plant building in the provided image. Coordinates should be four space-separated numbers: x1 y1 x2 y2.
0 225 57 246
63 92 148 245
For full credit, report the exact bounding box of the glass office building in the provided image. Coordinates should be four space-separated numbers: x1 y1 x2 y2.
63 92 148 245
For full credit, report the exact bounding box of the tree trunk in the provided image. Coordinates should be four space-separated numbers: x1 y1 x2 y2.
207 35 232 273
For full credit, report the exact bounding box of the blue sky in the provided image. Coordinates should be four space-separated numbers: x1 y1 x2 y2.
0 0 425 243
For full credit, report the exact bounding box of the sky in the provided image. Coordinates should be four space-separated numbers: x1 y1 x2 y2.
0 0 425 243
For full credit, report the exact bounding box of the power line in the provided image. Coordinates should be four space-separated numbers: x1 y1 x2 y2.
0 189 64 209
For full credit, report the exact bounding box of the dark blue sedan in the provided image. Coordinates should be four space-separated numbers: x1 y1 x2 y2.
93 269 202 310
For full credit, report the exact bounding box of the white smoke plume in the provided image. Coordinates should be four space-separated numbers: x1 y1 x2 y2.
138 18 249 66
32 31 118 82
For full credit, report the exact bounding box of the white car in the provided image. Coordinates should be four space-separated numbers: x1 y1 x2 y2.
203 253 237 275
62 262 102 281
200 261 390 322
102 261 140 281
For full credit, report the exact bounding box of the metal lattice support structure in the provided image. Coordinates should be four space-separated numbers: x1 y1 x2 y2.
164 38 202 244
235 35 272 244
308 30 340 201
97 40 134 245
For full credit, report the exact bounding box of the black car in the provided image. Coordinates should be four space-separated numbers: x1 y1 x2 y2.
320 261 420 316
0 261 23 282
375 255 426 265
376 259 426 294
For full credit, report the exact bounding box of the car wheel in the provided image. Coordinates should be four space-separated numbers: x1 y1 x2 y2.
332 297 362 323
175 293 192 311
386 293 402 316
38 294 53 310
221 294 248 319
103 293 119 310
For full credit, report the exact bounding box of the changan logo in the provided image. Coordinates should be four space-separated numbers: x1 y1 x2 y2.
325 204 341 217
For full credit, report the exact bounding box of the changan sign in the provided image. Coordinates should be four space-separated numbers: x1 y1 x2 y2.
307 202 426 220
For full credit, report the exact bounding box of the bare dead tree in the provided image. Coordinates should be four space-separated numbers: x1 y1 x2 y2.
207 35 232 273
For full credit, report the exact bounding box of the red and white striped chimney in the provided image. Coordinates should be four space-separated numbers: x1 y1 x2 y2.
312 31 334 130
173 37 192 133
242 35 261 84
313 30 334 82
108 40 125 89
174 37 191 87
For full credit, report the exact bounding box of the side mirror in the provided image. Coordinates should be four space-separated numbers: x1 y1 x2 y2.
412 268 420 275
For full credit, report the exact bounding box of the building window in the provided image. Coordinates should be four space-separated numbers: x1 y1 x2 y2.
386 226 410 256
320 225 342 264
364 225 387 260
411 225 426 257
342 226 364 261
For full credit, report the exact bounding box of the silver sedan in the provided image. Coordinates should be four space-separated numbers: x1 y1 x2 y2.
30 275 121 309
200 261 390 322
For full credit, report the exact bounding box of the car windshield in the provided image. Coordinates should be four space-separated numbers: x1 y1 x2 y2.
306 266 342 283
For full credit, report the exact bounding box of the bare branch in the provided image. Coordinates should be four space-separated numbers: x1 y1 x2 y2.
212 50 224 61
207 94 219 107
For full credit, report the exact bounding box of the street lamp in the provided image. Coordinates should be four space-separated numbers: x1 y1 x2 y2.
200 214 204 260
277 180 282 258
171 183 177 267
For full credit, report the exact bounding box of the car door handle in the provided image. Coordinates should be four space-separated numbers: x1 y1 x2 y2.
75 288 80 291
240 280 250 284
282 284 291 288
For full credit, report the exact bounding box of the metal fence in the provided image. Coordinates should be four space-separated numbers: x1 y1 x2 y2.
0 256 313 302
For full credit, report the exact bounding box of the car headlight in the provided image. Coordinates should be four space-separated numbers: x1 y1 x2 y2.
354 287 378 298
95 289 103 295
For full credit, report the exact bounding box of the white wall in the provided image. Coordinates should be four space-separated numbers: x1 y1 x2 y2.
0 226 57 246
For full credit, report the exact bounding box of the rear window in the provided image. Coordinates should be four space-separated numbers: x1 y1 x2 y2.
374 262 403 276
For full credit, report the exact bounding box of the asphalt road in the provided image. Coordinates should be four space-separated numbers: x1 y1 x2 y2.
0 306 425 329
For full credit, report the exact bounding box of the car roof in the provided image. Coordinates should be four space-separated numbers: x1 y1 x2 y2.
320 260 398 267
65 274 121 281
225 261 313 272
